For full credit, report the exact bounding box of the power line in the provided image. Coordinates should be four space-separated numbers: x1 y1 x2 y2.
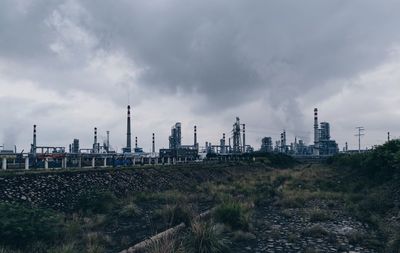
355 127 365 153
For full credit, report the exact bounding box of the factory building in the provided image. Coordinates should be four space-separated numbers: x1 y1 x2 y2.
159 122 198 161
312 108 338 156
260 137 273 152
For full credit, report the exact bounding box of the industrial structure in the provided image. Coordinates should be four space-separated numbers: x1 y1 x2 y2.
159 123 199 162
258 108 338 157
0 106 342 171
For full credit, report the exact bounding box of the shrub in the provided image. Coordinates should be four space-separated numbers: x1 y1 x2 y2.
386 233 400 253
147 235 178 253
48 243 76 253
303 225 329 238
309 208 333 222
76 190 117 213
184 221 229 253
85 232 106 253
277 195 305 208
0 203 63 249
119 203 142 218
158 204 193 226
214 201 249 231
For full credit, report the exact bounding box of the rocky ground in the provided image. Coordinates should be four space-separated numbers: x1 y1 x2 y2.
232 201 378 253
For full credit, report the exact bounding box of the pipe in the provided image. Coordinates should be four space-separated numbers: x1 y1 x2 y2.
2 157 6 170
25 157 29 170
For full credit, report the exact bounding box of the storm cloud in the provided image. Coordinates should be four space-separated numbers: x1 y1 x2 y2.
1 0 400 151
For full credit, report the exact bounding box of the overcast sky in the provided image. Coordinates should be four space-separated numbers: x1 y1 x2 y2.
1 0 400 152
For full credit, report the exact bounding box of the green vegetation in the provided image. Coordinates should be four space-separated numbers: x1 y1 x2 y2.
0 203 63 249
328 139 400 181
1 146 399 252
214 200 250 231
184 221 229 253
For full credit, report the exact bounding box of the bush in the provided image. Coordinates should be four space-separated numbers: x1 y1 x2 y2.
309 208 332 222
158 204 193 226
0 203 63 249
184 221 229 253
119 203 142 218
329 140 400 181
214 201 249 230
147 235 178 253
386 233 400 253
303 225 329 238
76 190 117 213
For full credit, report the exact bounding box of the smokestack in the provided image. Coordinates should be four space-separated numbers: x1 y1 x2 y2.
242 124 246 153
135 136 138 148
93 127 98 153
106 131 110 152
32 124 37 155
152 133 155 153
314 108 319 155
126 105 132 152
94 127 97 145
194 125 197 148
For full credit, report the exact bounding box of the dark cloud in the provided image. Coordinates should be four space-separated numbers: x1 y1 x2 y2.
1 0 400 150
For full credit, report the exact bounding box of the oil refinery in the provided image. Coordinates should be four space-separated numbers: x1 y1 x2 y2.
0 106 339 170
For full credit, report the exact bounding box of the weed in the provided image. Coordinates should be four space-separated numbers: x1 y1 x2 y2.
157 204 194 226
119 203 142 218
184 221 229 253
303 225 329 238
308 208 333 222
214 201 249 231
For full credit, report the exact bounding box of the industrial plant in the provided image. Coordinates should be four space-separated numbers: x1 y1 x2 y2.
0 106 339 170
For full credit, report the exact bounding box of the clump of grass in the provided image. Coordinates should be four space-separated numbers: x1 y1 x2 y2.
157 204 194 226
48 243 76 253
386 233 400 253
347 231 366 245
85 232 106 253
232 230 256 242
184 221 229 253
277 195 306 208
213 200 249 231
308 208 333 222
147 234 178 253
0 247 21 253
119 203 142 218
303 225 329 238
77 190 117 214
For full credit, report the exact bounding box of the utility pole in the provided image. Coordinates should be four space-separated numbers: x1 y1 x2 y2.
355 127 365 153
388 132 390 142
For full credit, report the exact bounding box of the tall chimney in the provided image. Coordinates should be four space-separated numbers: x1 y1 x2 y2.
242 124 246 153
126 105 132 152
94 127 97 145
106 131 110 152
32 124 37 155
152 133 155 153
194 125 197 148
94 127 98 153
314 108 319 156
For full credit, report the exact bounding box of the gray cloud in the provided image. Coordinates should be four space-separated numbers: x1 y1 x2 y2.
1 0 400 150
